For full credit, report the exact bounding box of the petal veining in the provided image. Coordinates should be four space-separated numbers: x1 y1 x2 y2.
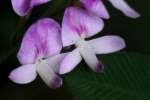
61 7 104 46
17 18 62 64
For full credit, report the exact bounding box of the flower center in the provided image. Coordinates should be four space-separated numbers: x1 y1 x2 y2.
35 54 47 65
75 38 87 48
80 33 86 39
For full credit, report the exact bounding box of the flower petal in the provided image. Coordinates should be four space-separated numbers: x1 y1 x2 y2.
9 64 37 84
80 0 110 19
30 0 51 7
61 7 104 46
108 0 140 18
46 53 67 73
11 0 51 16
37 60 62 88
77 40 104 72
59 49 82 74
89 35 126 54
17 18 62 64
11 0 31 16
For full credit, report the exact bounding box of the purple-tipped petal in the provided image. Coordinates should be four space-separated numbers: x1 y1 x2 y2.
77 40 103 72
108 0 140 18
9 64 37 84
59 49 82 74
50 76 62 88
89 35 126 54
17 18 62 64
80 0 110 19
61 7 104 46
37 60 62 88
11 0 51 16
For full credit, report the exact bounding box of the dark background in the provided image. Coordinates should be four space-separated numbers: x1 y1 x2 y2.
0 0 150 100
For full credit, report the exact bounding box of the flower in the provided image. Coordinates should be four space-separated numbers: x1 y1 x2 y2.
9 18 64 88
11 0 51 16
80 0 140 19
59 7 126 74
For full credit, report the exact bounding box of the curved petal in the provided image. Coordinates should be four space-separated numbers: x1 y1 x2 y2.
61 7 104 46
108 0 140 18
9 64 37 84
37 60 62 88
11 0 51 16
80 0 110 19
11 0 31 16
89 35 126 54
77 40 104 72
17 18 62 64
59 49 82 74
46 53 67 73
30 0 51 7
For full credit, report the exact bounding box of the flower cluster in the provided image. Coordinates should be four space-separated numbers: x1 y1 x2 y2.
9 0 140 88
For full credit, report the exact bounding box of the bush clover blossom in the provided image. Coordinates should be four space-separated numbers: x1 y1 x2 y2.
7 0 141 89
80 0 140 19
59 7 126 74
9 18 65 88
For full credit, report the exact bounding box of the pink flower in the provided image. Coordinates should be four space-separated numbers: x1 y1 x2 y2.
9 18 64 88
59 7 126 74
80 0 140 19
11 0 51 16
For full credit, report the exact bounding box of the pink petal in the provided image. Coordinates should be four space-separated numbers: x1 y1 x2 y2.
37 60 62 88
59 49 82 74
11 0 31 16
9 64 37 84
89 35 126 54
61 7 104 46
77 40 104 72
11 0 51 16
80 0 110 19
108 0 140 18
17 18 62 64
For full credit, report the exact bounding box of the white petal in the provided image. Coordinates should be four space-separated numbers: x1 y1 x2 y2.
108 0 140 18
36 60 62 88
76 40 104 72
89 35 126 54
46 54 67 73
59 49 82 74
9 64 37 84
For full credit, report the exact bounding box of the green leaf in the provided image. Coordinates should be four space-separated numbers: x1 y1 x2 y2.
64 53 150 100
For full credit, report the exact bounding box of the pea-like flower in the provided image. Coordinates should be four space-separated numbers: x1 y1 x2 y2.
11 0 51 16
59 7 126 74
80 0 140 19
9 18 64 88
